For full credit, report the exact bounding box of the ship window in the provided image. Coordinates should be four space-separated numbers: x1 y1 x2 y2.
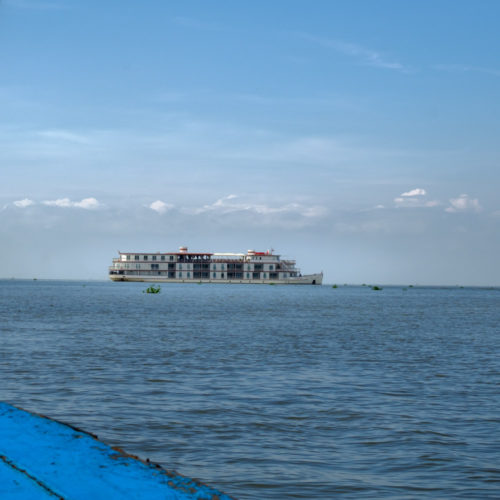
246 273 250 279
135 255 139 261
126 255 130 261
187 272 191 278
136 264 140 269
263 273 267 278
179 272 182 278
178 263 182 270
269 265 273 271
143 255 148 261
152 255 156 261
161 255 165 261
169 255 174 261
213 264 216 270
213 272 216 278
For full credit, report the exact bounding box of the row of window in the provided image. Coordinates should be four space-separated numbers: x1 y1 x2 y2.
124 254 281 264
122 262 275 271
127 255 175 261
118 262 283 274
127 270 288 279
126 254 217 262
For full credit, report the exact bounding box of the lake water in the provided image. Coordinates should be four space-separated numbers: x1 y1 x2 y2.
1 280 499 499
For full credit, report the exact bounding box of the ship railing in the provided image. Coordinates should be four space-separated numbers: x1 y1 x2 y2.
278 260 296 270
210 258 244 263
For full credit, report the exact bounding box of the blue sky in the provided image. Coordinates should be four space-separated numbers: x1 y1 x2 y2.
1 0 499 284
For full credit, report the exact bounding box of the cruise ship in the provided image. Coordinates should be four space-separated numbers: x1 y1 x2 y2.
109 247 323 285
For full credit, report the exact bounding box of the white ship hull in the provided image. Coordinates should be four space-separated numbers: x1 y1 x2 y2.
110 272 323 285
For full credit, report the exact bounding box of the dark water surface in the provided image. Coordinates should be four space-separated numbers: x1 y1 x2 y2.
1 280 499 499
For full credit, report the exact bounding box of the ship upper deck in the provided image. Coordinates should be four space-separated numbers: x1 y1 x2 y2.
117 247 284 263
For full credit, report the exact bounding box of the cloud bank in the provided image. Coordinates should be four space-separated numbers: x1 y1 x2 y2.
394 188 438 208
13 198 35 208
401 188 426 197
445 194 481 213
42 197 101 209
149 200 174 214
187 194 327 218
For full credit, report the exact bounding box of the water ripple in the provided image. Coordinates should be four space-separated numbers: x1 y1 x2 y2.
1 281 499 498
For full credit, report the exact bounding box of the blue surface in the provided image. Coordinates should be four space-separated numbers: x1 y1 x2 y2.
0 458 55 498
0 402 232 499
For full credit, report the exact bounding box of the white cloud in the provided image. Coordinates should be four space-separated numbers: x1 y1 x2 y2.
300 34 409 72
43 198 72 208
394 189 439 208
13 198 35 208
424 200 439 207
74 198 100 209
43 197 101 209
211 194 237 208
401 188 426 197
149 200 174 214
445 194 481 213
189 194 327 218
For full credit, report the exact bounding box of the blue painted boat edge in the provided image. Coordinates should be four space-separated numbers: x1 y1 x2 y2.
0 402 234 500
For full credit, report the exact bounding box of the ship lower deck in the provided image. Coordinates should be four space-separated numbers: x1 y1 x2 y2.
109 274 323 285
